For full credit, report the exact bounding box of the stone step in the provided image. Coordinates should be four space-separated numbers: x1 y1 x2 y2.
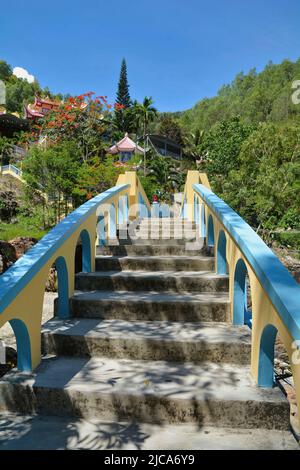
0 412 297 449
42 319 251 364
138 223 197 230
135 227 197 234
96 244 213 257
0 356 290 429
128 232 198 242
118 237 199 246
75 271 229 293
95 256 215 272
70 290 230 322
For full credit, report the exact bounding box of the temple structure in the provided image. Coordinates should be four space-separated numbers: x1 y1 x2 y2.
108 133 144 162
24 95 60 119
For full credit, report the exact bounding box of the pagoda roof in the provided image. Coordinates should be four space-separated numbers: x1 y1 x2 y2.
108 133 144 154
34 95 60 107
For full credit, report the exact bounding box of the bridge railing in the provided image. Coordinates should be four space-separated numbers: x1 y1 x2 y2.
0 171 150 372
181 170 300 428
0 164 23 178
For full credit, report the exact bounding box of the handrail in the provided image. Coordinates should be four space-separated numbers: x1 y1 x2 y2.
0 170 151 371
193 183 300 341
0 164 23 178
0 184 129 315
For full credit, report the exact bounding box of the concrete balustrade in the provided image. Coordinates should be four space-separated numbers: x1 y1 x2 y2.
0 171 151 372
181 170 300 429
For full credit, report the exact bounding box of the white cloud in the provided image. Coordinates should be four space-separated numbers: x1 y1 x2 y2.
13 66 35 83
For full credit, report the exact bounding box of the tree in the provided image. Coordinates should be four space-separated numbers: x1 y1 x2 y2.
113 59 132 133
133 97 158 174
5 77 40 114
222 122 300 232
0 60 12 82
116 59 131 108
146 154 185 201
203 117 256 193
137 97 158 136
73 156 124 202
23 140 81 222
0 190 18 222
157 115 183 145
183 128 206 166
0 136 16 165
179 58 300 132
26 93 113 161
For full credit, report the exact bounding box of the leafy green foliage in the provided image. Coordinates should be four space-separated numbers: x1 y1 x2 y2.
0 59 61 115
203 117 256 193
157 115 184 145
141 154 185 202
221 123 300 231
0 190 18 222
0 60 12 82
114 59 132 133
22 140 81 221
180 59 300 132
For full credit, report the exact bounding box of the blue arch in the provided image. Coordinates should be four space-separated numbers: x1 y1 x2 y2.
217 230 227 274
194 196 200 225
182 198 187 220
124 195 129 223
152 202 160 218
55 256 70 318
118 195 128 226
80 229 92 272
258 324 278 388
109 203 117 239
200 204 206 237
9 319 31 371
233 258 251 326
207 215 215 246
159 204 170 218
97 215 106 246
138 193 150 218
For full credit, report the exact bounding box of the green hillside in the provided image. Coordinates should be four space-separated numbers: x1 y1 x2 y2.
180 59 300 131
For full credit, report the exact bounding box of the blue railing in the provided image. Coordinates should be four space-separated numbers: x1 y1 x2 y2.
193 183 300 341
0 164 23 176
0 184 129 316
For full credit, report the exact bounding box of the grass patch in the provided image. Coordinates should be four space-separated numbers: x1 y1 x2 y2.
0 222 48 241
272 231 300 258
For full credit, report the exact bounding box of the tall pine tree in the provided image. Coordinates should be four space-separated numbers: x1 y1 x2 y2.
114 59 133 133
116 59 131 108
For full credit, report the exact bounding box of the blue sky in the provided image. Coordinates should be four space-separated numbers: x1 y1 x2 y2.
1 0 300 111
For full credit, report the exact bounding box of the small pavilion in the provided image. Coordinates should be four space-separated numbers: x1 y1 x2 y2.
108 133 144 162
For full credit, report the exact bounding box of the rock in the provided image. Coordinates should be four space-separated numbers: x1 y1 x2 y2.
9 236 38 259
0 240 17 273
45 266 57 292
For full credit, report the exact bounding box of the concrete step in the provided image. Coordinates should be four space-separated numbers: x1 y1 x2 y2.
75 271 229 293
96 244 213 257
95 256 215 272
118 237 199 246
138 223 197 231
0 412 297 450
135 227 197 234
0 356 290 429
139 218 196 223
42 319 251 364
70 290 230 322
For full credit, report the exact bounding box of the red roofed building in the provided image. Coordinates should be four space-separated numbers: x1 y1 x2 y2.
107 133 144 162
24 95 60 119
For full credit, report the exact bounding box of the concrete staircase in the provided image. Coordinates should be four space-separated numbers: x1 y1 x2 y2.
0 218 296 449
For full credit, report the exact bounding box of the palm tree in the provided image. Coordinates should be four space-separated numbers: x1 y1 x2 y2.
133 97 158 174
131 100 142 141
183 129 207 167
